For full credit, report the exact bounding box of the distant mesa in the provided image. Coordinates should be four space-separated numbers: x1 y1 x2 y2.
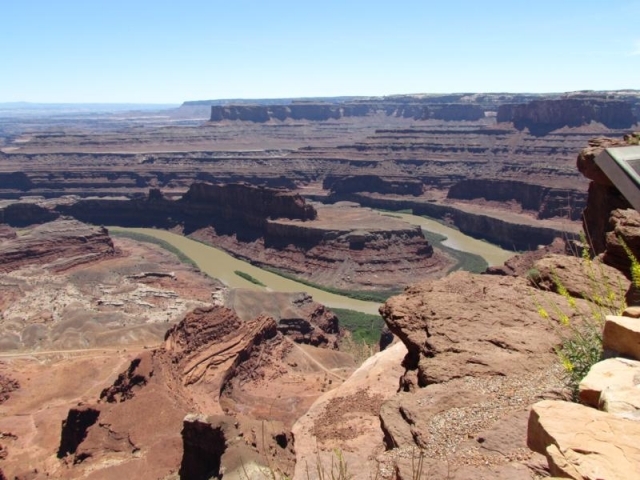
497 95 638 135
206 93 640 131
208 96 492 123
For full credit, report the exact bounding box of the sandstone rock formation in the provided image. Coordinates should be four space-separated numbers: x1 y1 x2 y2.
529 253 628 300
50 307 286 478
180 413 294 480
528 400 640 479
324 174 424 196
0 202 59 226
578 357 640 408
0 218 115 274
38 303 355 479
376 271 568 478
528 307 640 478
484 237 567 276
601 208 640 278
181 182 317 223
447 179 586 220
226 290 339 347
291 342 407 480
209 98 488 123
602 315 640 360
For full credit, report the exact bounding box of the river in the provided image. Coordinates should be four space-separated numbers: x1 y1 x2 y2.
111 215 514 315
385 212 515 266
110 227 382 315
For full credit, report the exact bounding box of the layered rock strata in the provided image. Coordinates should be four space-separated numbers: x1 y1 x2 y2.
39 296 360 480
498 97 637 135
326 192 577 250
57 185 444 291
0 218 115 273
446 179 586 220
209 99 487 123
576 134 640 277
52 306 293 478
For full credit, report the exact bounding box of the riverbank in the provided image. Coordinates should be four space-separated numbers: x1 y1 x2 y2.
109 227 382 315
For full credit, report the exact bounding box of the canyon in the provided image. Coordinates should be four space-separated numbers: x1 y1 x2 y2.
1 92 640 479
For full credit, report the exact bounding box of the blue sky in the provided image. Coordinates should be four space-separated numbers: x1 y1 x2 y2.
1 0 638 103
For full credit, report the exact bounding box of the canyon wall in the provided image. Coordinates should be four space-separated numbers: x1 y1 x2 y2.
55 183 443 291
324 174 424 196
210 101 486 122
446 179 586 220
498 97 637 135
57 183 316 232
326 192 573 251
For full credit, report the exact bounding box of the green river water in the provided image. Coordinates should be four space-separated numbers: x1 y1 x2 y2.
110 213 513 315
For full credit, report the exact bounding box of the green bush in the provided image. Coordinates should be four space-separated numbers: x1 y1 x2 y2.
234 270 266 287
533 234 630 399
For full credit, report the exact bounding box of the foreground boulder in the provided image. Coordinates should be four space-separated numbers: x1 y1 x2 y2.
528 399 640 479
577 135 639 256
377 271 568 478
292 342 407 480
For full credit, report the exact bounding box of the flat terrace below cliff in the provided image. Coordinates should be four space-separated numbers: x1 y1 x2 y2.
270 202 418 233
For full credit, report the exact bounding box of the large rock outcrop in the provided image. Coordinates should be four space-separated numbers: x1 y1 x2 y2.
528 310 640 479
324 174 424 196
376 271 570 478
51 301 356 479
528 400 640 479
0 202 60 226
0 218 115 273
181 182 317 223
54 306 288 478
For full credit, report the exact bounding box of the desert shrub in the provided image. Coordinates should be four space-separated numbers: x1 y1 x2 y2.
526 268 540 283
306 450 352 480
533 233 629 399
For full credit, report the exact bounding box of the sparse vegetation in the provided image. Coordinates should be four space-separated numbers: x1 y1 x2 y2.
332 308 384 345
306 450 352 480
262 267 399 303
532 233 630 399
234 270 266 287
110 230 198 268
